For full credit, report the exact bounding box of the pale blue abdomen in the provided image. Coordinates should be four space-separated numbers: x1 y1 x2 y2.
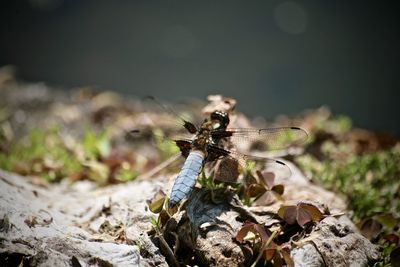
169 151 204 206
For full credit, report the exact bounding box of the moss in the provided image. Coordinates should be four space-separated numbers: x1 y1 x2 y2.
0 127 82 181
297 145 400 220
152 128 180 160
82 128 111 160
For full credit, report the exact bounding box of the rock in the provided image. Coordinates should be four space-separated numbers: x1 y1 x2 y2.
0 169 168 267
161 163 379 266
165 188 253 266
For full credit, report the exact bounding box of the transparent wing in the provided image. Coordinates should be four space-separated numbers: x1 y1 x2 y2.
211 127 308 151
207 145 292 182
143 96 198 134
128 129 192 158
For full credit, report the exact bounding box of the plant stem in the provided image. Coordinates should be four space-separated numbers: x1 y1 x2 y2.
251 230 279 267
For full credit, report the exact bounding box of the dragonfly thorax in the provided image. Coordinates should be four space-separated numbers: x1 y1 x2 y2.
192 111 229 152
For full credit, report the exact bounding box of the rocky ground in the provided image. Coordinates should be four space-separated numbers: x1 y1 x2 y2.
0 67 398 266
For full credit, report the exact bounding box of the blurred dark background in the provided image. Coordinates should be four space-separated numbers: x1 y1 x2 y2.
1 0 399 135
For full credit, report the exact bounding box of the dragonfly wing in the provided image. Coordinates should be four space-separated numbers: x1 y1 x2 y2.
144 96 198 134
174 139 192 158
211 127 308 151
207 145 292 182
210 156 241 183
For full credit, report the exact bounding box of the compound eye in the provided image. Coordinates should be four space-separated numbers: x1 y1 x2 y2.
210 111 229 129
210 111 220 120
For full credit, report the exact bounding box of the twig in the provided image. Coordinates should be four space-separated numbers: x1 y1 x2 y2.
251 230 279 267
136 153 181 180
156 229 181 267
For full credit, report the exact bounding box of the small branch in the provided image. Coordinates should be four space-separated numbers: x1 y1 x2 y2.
251 230 279 267
157 233 181 267
136 153 181 180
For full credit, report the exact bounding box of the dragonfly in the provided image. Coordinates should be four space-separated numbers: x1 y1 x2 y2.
136 97 308 207
159 114 308 207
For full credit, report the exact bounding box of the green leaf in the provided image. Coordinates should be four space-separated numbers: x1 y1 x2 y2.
82 129 110 159
147 190 166 214
150 217 159 228
376 213 399 229
115 167 137 182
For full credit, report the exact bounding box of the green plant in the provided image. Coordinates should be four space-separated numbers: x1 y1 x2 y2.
297 146 400 220
82 128 111 160
152 128 180 160
197 171 225 190
0 127 82 181
236 222 293 267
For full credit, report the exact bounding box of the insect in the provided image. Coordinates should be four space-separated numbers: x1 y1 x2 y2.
165 114 307 207
136 97 308 207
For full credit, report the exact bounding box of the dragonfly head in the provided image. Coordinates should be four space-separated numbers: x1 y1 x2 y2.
210 111 230 130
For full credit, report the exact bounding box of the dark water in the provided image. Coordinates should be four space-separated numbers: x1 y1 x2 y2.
1 1 399 135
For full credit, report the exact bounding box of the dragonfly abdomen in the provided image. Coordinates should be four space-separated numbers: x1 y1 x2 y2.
169 150 204 206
